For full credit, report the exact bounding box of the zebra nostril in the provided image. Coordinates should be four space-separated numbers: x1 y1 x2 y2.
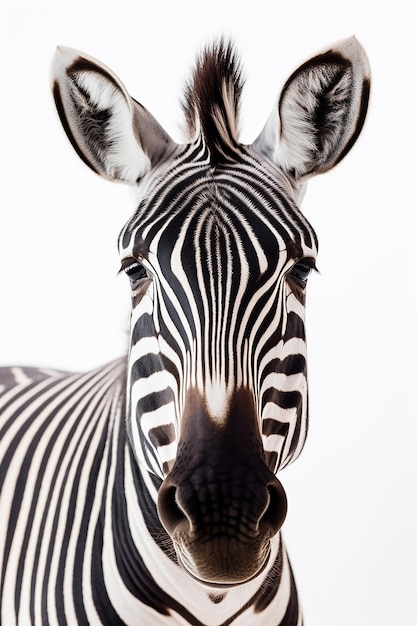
261 479 287 534
157 482 187 534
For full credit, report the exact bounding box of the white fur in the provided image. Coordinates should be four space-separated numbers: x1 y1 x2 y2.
254 36 370 179
52 47 162 183
75 70 151 182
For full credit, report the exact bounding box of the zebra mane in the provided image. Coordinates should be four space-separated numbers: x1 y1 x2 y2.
183 39 244 164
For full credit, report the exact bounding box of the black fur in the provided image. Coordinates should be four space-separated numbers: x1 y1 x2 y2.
183 39 244 165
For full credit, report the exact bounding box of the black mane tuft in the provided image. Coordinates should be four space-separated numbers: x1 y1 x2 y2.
183 39 244 165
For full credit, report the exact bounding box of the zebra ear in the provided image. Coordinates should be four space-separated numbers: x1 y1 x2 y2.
253 37 370 180
52 47 176 184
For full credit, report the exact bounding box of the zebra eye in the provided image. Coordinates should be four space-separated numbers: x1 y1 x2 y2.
121 258 148 288
288 258 316 285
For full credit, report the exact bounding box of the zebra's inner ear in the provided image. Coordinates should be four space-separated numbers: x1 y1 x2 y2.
253 37 370 180
52 47 176 184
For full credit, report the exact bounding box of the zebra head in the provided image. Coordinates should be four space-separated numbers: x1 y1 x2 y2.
52 39 370 587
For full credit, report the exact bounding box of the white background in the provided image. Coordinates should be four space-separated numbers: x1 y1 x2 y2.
1 1 416 624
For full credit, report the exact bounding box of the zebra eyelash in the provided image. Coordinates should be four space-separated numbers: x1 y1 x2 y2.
287 258 318 285
120 258 149 286
120 257 143 273
124 261 142 275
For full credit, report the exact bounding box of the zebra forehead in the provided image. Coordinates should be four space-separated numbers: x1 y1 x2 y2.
121 161 317 265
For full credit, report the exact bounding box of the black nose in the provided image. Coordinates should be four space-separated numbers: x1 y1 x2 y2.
157 471 287 539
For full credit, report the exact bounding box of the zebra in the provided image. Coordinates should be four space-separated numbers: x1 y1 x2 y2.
0 37 370 625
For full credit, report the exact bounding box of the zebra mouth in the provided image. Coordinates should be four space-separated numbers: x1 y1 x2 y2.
175 543 271 589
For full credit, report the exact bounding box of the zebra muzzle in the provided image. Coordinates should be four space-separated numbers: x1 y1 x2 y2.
156 387 288 585
157 473 287 585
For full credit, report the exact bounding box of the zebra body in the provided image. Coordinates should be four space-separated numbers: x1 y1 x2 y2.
0 38 370 625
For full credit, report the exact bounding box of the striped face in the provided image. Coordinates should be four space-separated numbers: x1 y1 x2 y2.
119 142 318 479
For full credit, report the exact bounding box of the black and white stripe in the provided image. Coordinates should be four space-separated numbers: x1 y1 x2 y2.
1 37 370 624
119 143 318 478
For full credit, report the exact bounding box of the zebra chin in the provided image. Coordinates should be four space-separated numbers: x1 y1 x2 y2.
170 531 274 587
156 494 286 587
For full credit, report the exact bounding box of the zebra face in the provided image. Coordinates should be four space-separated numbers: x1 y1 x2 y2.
118 153 317 477
52 38 370 586
118 152 317 584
